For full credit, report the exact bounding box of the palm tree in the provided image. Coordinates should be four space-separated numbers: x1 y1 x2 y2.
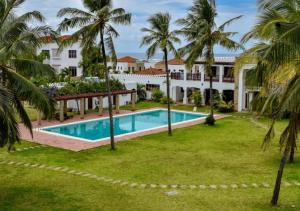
241 0 300 205
177 0 242 125
57 0 131 150
140 12 180 136
0 0 56 150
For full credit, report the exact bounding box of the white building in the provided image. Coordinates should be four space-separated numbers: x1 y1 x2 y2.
37 35 83 77
112 57 236 106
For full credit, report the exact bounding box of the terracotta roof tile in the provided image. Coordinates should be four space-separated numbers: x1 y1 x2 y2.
136 67 164 75
117 56 138 63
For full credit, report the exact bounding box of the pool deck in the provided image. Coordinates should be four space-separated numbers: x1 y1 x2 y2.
19 109 227 152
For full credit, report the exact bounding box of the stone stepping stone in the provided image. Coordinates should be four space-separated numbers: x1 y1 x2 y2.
16 149 22 152
189 185 197 189
262 183 270 188
293 181 300 186
130 183 138 187
166 191 178 196
16 162 25 166
97 177 106 181
104 178 113 182
171 185 178 189
82 173 91 177
231 184 238 189
241 184 248 188
112 180 122 184
160 184 168 189
68 170 76 174
180 185 187 189
210 185 217 189
199 185 206 189
150 184 157 188
54 167 62 171
284 182 291 187
24 163 31 167
120 182 129 186
31 164 39 167
8 161 15 165
140 184 147 188
220 185 228 189
39 165 46 168
252 183 258 188
0 161 7 164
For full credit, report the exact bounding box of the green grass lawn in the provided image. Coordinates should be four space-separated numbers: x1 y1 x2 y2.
1 102 299 210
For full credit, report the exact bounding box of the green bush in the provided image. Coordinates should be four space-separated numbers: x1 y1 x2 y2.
204 114 215 126
160 96 174 104
137 84 147 101
191 91 202 107
217 100 234 113
152 88 164 102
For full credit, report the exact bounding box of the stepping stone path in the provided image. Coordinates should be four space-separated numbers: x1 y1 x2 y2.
1 159 299 192
12 145 48 153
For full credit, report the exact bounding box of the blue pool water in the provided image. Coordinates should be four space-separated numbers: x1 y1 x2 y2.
42 110 205 141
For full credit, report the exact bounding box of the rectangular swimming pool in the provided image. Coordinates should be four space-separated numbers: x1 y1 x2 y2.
39 109 206 142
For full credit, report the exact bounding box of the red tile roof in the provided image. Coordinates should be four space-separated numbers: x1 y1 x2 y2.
117 56 138 63
155 58 185 66
41 35 72 43
136 67 165 75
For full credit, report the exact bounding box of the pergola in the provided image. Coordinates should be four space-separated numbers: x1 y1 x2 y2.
45 89 137 123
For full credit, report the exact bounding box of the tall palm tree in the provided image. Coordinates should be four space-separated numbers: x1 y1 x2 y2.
0 0 56 150
57 0 131 150
177 0 242 125
140 12 180 136
241 0 300 205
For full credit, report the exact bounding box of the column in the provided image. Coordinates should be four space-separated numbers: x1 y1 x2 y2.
131 92 136 111
37 111 42 126
183 87 188 104
201 89 205 105
80 98 85 119
63 100 68 114
115 95 120 114
219 66 224 83
59 101 64 122
98 96 103 116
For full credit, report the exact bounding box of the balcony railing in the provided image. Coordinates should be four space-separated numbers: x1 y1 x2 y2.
186 73 201 81
171 73 184 80
204 75 220 82
223 76 235 83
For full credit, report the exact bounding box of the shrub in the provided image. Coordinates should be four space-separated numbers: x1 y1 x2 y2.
137 84 147 101
160 96 174 104
204 114 215 126
218 100 234 113
152 88 164 102
191 91 202 107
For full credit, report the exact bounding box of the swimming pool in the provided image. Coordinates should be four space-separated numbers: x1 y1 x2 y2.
39 109 206 142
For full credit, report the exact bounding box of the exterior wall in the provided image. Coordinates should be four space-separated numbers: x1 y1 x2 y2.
37 42 83 76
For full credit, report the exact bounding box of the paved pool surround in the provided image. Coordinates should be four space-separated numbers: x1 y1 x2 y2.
20 108 226 152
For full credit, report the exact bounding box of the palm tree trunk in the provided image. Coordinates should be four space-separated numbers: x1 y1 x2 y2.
209 74 214 117
100 30 115 150
163 48 172 136
289 143 295 163
271 145 290 205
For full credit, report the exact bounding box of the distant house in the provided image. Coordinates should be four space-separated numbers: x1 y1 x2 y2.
37 35 83 77
109 56 145 73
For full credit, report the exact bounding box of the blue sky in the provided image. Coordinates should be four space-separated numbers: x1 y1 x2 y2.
17 0 257 55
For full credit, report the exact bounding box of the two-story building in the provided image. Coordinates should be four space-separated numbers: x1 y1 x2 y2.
110 56 145 73
37 35 83 77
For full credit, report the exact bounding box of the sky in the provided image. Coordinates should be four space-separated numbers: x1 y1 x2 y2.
17 0 257 57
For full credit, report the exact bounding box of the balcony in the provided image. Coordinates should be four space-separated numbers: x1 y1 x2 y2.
171 73 184 80
223 76 235 83
186 73 201 81
204 75 220 82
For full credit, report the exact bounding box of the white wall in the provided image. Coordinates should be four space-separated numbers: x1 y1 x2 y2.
37 42 83 77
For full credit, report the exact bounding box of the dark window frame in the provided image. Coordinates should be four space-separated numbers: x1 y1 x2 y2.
68 50 77 58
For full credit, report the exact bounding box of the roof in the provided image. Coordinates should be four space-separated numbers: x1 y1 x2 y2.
155 58 185 66
117 56 138 63
41 35 72 43
136 67 165 75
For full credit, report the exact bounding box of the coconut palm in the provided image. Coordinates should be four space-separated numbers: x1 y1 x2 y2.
57 0 131 150
0 0 56 150
177 0 242 125
140 12 180 136
241 0 300 205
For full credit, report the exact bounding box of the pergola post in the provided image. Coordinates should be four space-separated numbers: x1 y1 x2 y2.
63 100 68 113
37 111 42 126
115 94 120 114
59 101 64 122
80 98 85 119
131 92 136 111
98 96 103 116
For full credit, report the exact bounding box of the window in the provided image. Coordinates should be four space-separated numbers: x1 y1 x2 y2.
224 66 233 77
69 50 77 58
211 66 218 77
69 66 77 77
146 84 160 91
51 49 60 58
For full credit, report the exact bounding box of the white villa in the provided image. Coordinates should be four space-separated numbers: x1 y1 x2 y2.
38 36 255 112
